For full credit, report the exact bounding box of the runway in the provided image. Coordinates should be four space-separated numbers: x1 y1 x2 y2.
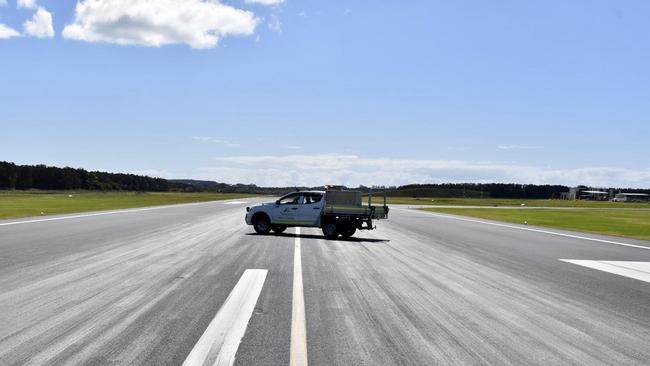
0 199 648 365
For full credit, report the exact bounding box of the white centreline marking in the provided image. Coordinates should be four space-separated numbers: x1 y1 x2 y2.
183 269 268 366
411 209 650 251
0 199 253 227
561 260 650 283
290 227 308 366
223 201 249 205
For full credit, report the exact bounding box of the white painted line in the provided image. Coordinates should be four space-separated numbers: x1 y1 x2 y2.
223 201 249 205
0 199 252 227
290 227 308 366
411 209 650 251
183 269 268 366
561 260 650 283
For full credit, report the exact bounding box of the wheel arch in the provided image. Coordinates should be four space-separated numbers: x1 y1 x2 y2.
252 211 271 224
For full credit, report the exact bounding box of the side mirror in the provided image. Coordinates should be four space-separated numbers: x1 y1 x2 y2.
275 200 281 205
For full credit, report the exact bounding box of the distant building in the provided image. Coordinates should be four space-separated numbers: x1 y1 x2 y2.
580 190 609 201
613 193 650 202
560 186 581 200
560 186 611 201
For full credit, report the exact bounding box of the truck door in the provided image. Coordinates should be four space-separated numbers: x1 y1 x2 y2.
296 193 324 225
272 192 303 224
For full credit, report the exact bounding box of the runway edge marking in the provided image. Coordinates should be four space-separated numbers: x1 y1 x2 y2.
560 260 650 283
0 199 251 227
290 227 309 366
410 208 650 251
183 269 268 366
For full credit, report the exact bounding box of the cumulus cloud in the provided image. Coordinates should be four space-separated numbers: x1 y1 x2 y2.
23 7 54 38
62 0 258 49
191 154 650 188
17 0 37 9
0 23 20 38
245 0 285 5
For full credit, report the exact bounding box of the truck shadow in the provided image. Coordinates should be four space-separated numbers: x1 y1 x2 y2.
246 233 389 243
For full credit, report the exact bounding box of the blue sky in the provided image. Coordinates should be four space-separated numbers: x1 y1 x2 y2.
1 0 649 187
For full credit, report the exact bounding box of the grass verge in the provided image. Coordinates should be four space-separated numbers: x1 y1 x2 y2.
422 207 650 241
0 191 257 220
381 197 650 208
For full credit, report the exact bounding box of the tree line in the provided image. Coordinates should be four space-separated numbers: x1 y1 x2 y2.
0 161 171 191
2 161 647 198
382 183 570 199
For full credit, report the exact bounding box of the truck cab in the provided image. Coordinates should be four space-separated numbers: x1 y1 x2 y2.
245 191 326 234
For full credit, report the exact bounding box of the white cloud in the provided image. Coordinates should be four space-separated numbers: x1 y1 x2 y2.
191 136 213 142
245 0 284 5
267 14 282 32
497 145 541 150
17 0 37 9
191 154 650 188
0 24 20 38
287 145 301 150
192 136 241 148
0 0 7 7
62 0 258 49
23 7 54 38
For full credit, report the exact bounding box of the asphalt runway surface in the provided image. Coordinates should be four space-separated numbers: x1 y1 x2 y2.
1 199 649 365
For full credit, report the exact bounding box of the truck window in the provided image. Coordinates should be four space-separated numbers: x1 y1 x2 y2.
304 194 323 204
278 193 302 205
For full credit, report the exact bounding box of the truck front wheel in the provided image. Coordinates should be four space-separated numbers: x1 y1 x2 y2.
253 215 272 235
322 222 339 239
272 225 287 234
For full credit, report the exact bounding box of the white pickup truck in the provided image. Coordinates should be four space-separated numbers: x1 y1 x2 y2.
245 190 389 239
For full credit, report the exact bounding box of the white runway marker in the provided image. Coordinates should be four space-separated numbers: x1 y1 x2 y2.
290 227 308 366
183 269 268 366
560 260 650 283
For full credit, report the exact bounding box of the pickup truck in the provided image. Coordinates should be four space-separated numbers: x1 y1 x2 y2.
245 190 389 238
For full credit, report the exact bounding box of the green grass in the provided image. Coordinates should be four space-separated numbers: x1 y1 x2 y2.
0 191 257 220
422 207 650 241
376 196 650 208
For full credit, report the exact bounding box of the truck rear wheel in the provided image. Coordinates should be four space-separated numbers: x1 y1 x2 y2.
341 227 356 238
253 216 272 235
322 222 339 239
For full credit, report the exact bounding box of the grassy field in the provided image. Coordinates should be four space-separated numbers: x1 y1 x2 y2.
376 196 650 208
0 191 257 220
422 207 650 241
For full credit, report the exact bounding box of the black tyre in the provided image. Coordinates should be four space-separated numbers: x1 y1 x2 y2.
340 227 356 238
272 225 287 234
322 221 339 239
253 215 272 235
